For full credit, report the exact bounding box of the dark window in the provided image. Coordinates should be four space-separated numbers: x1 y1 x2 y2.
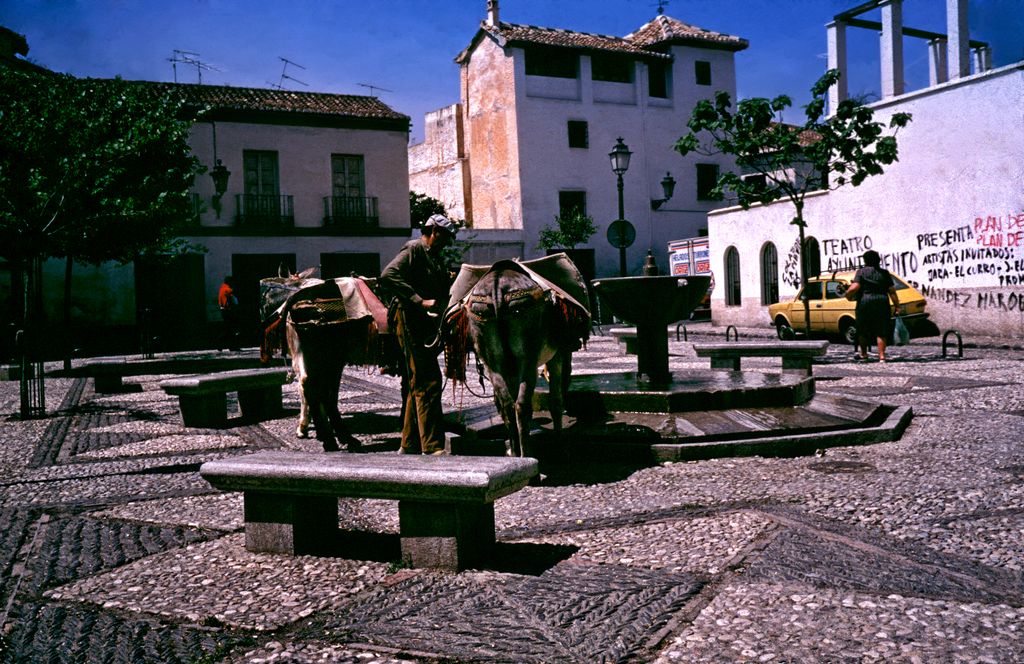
695 60 712 86
331 154 365 198
825 281 844 300
558 191 587 217
760 243 779 305
567 120 589 148
243 151 279 195
696 163 720 200
725 247 741 306
804 237 821 277
591 53 633 83
648 60 669 98
525 46 578 79
800 281 823 301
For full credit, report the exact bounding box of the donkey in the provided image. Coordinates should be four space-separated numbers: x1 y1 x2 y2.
446 259 589 457
260 271 387 452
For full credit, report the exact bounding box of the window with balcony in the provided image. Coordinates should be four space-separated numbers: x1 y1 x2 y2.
324 154 378 232
695 60 712 86
238 150 293 230
592 53 633 83
525 46 578 79
567 120 588 149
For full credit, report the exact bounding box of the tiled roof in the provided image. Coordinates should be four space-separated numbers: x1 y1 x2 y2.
142 81 409 122
481 22 669 59
457 14 746 63
627 15 748 52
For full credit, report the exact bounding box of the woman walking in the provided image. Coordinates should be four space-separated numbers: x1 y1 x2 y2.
844 250 900 362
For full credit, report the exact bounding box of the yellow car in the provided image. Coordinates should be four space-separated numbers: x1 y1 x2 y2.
768 270 930 343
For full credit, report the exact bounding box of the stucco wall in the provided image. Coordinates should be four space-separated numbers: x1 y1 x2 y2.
512 43 739 278
463 37 522 231
708 63 1024 337
189 120 410 230
411 32 743 279
409 104 467 220
183 118 413 324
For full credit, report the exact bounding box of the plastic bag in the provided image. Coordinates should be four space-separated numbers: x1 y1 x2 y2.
894 316 909 346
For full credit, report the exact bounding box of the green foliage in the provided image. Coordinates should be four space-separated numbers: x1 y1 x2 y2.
408 192 469 270
0 69 202 267
674 69 912 215
537 210 597 250
409 191 447 228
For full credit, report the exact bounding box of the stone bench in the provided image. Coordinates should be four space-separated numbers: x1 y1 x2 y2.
160 368 289 428
199 451 538 570
692 340 830 376
76 355 264 392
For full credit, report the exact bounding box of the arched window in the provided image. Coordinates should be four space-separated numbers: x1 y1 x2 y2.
804 236 821 278
725 246 741 306
760 242 779 305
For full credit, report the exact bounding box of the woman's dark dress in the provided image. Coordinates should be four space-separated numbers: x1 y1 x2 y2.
853 266 894 340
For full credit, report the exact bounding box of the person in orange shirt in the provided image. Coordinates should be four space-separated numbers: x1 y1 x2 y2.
218 275 241 350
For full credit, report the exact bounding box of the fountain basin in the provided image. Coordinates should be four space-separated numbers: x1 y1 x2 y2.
592 275 712 383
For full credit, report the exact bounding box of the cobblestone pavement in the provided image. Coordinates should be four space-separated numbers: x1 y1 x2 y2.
1 325 1022 663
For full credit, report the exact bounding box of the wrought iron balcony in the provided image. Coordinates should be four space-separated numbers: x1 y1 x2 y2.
235 194 294 231
323 196 380 233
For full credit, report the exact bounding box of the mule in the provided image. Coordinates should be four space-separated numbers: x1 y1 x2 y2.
260 272 387 452
446 258 590 457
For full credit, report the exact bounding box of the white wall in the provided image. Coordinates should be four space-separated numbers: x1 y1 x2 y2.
189 120 410 230
512 44 739 278
708 63 1024 337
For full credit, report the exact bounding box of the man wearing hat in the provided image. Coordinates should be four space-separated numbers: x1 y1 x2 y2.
379 214 457 455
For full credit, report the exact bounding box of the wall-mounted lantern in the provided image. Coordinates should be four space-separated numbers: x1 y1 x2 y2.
210 159 230 218
650 172 676 210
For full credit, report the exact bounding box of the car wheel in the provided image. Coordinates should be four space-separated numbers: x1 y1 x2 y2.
775 318 796 340
840 320 858 345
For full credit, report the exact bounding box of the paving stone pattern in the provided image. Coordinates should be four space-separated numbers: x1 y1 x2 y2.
0 329 1022 663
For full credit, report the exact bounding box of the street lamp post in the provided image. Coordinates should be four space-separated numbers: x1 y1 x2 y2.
609 137 632 276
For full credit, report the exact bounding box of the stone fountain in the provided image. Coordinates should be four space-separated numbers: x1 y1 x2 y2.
591 275 710 384
451 274 912 463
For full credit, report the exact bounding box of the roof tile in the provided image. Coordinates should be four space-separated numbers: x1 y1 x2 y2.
627 15 748 51
141 81 409 121
483 22 669 58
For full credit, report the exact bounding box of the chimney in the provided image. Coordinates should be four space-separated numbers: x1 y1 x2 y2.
486 0 500 27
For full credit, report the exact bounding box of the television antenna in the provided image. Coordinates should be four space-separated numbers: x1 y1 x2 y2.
358 82 393 97
168 50 219 84
269 57 308 90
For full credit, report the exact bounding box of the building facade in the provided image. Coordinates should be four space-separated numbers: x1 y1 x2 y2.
708 0 1023 338
40 83 413 353
409 1 747 278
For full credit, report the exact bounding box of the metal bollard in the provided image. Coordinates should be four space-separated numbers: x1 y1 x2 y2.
941 329 963 358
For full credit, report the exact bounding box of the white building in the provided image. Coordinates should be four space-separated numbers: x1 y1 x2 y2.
708 0 1023 338
410 1 748 278
40 82 413 353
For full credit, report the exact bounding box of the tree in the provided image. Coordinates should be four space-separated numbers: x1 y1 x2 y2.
675 69 911 334
409 191 447 228
0 69 201 416
537 210 597 251
408 191 470 272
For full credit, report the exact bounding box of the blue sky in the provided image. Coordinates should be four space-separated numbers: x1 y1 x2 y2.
5 0 1022 142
